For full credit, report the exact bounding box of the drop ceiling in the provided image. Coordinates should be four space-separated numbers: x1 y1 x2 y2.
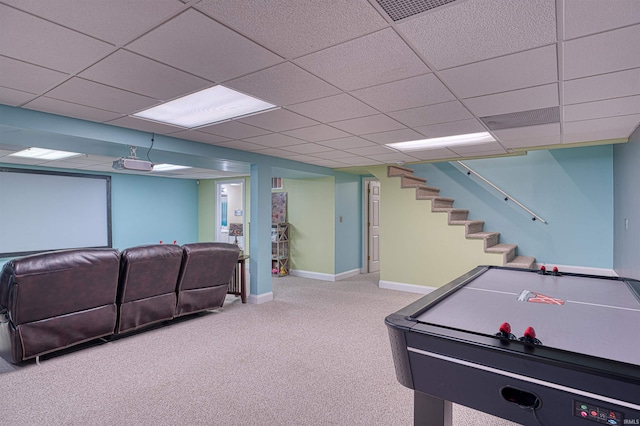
0 0 639 178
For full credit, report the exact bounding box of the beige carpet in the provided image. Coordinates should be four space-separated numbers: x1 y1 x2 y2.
0 273 520 425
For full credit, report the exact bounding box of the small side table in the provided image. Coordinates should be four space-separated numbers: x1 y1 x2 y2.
228 255 249 303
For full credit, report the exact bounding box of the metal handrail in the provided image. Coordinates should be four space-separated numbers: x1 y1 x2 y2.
455 161 547 224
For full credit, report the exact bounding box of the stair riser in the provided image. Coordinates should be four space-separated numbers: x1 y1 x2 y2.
387 165 414 177
401 176 427 188
432 199 454 209
416 188 440 198
448 211 468 221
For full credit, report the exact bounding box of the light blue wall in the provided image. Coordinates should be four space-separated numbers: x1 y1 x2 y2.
110 173 198 249
334 173 362 274
0 164 198 266
613 128 640 279
411 146 614 269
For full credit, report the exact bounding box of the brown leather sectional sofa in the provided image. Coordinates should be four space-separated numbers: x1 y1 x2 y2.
0 242 239 364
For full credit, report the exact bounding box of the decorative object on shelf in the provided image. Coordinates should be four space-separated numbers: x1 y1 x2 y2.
229 223 243 246
272 222 290 276
272 192 287 223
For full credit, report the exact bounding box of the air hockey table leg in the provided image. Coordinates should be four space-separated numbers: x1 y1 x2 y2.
414 391 453 426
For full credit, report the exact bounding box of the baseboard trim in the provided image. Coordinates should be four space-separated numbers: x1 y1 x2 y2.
248 291 273 304
335 268 361 281
290 268 361 282
379 280 437 294
536 263 617 277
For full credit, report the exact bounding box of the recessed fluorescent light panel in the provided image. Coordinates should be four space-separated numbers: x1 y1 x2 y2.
133 85 277 128
9 147 82 160
152 163 192 172
386 132 495 151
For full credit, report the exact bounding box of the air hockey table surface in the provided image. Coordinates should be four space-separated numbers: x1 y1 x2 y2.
386 265 640 426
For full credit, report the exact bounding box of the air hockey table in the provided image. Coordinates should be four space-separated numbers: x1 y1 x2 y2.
386 266 640 426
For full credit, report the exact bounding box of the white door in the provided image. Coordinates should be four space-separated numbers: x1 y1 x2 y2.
368 181 381 273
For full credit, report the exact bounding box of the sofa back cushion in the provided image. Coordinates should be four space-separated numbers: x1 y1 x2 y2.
118 244 183 303
177 243 239 292
1 248 120 325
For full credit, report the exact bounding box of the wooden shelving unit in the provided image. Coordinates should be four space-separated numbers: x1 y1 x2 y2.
271 222 289 276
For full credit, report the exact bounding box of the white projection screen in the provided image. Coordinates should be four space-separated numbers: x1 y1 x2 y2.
0 168 112 257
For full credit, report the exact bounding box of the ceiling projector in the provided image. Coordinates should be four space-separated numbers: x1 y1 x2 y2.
112 157 153 172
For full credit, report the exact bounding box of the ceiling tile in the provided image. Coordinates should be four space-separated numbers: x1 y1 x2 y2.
294 29 430 91
312 150 356 160
351 73 456 112
0 87 37 106
562 129 634 144
215 140 269 151
404 148 459 161
447 142 507 156
563 25 640 80
334 156 383 166
362 129 425 144
464 84 559 117
80 50 212 100
237 109 318 132
44 78 158 114
281 125 351 142
500 134 561 150
564 0 640 40
226 62 341 106
243 133 306 148
398 0 556 70
23 97 124 122
306 158 352 167
170 130 230 145
126 9 282 82
562 114 640 136
107 116 186 134
198 121 271 139
0 56 69 94
414 119 488 139
316 136 376 150
278 154 319 163
563 68 640 105
0 4 114 73
365 152 421 162
329 114 406 134
344 145 396 156
279 143 334 154
287 94 378 123
389 101 473 127
439 45 558 99
493 123 561 142
196 0 387 58
2 0 186 45
563 96 640 122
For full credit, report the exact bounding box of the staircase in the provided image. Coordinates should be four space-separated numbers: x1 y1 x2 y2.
388 165 536 269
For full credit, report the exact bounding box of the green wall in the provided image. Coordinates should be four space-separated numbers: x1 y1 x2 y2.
278 177 335 274
370 166 502 288
198 179 216 242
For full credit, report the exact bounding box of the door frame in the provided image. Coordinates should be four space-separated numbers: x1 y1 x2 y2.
361 177 380 273
215 179 245 246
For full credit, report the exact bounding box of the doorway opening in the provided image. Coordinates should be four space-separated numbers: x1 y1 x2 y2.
216 180 245 250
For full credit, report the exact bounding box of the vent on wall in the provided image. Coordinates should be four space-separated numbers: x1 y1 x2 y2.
480 107 560 131
376 0 459 21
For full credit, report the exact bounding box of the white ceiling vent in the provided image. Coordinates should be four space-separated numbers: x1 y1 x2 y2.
480 107 560 131
376 0 460 21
